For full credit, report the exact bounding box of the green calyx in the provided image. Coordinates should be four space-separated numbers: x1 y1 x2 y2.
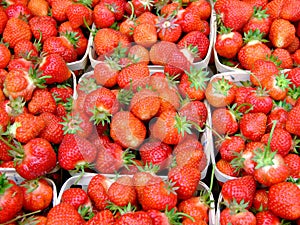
117 88 134 106
21 179 40 194
106 202 136 215
185 66 209 91
273 100 292 112
2 210 42 225
79 77 99 94
212 76 233 96
61 31 80 48
104 56 122 71
275 73 291 90
29 67 51 89
253 6 269 20
0 173 13 195
164 179 179 196
110 42 129 61
136 162 160 174
122 149 136 169
230 151 245 173
164 207 195 224
243 29 268 44
60 113 84 135
174 114 193 137
266 54 282 68
7 97 26 117
90 106 112 126
78 205 94 220
78 0 92 8
227 199 249 215
218 24 232 35
287 85 300 100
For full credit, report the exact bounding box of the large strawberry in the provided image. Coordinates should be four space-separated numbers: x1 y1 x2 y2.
212 107 239 136
28 89 57 115
269 19 296 48
0 174 23 224
39 112 64 144
239 112 267 141
29 16 58 43
66 1 93 29
0 7 8 34
61 187 92 210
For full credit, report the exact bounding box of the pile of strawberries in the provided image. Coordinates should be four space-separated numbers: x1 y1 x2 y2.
48 173 213 225
214 0 300 70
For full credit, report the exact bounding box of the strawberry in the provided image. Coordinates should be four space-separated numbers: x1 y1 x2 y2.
148 208 194 225
240 113 267 141
0 107 11 133
168 165 201 200
252 189 268 212
269 19 296 48
39 112 64 144
93 2 115 29
215 0 253 31
85 210 115 225
133 22 157 48
156 15 182 43
241 0 268 8
149 41 178 66
262 73 291 101
135 11 157 25
0 174 23 224
87 174 111 211
220 202 256 225
129 0 153 16
5 3 32 20
14 40 39 58
280 0 300 22
0 137 13 161
217 159 240 177
250 59 279 87
215 25 243 59
140 178 177 211
117 63 150 88
7 57 34 72
0 7 8 34
219 136 245 162
187 0 211 20
164 50 191 76
245 88 273 114
58 134 97 172
294 49 300 65
263 0 283 21
110 111 146 149
38 53 71 84
28 0 49 17
179 67 208 101
238 29 271 70
139 141 172 169
101 0 126 21
114 207 153 225
266 102 289 132
243 6 271 37
284 154 300 178
221 175 256 209
287 68 300 87
268 181 300 220
205 77 236 108
61 188 91 210
108 176 137 207
178 31 210 62
255 211 280 225
128 45 150 64
21 178 53 211
66 2 93 29
212 107 239 136
29 16 58 43
12 138 57 180
0 43 11 69
157 88 181 114
160 2 181 17
130 88 160 121
51 0 73 22
0 69 8 88
9 113 45 143
28 89 56 115
46 202 84 225
50 84 73 103
271 48 293 69
286 105 300 136
286 36 300 54
178 8 208 33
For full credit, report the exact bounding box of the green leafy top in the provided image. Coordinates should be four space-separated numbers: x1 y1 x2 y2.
0 173 13 195
243 29 268 44
185 67 209 91
253 7 269 20
212 77 233 96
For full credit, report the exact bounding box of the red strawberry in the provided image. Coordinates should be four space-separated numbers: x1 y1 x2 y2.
0 108 11 133
239 113 267 141
280 0 300 22
286 36 300 54
149 41 178 66
241 0 268 8
29 16 57 43
0 137 13 161
168 165 201 200
268 182 300 220
66 2 93 29
14 40 39 58
272 48 293 69
269 19 296 48
219 136 245 162
252 189 268 212
5 3 32 20
287 68 300 87
133 22 157 48
3 18 32 48
7 57 34 72
128 45 150 64
28 89 57 115
156 15 182 43
164 50 191 76
93 59 120 88
284 154 300 178
21 178 53 211
50 84 73 103
256 211 280 225
139 141 172 170
39 112 64 144
250 59 279 87
187 0 211 20
46 202 84 225
0 7 8 35
220 203 256 225
115 209 153 225
217 159 240 177
178 9 208 33
215 26 243 59
61 188 91 210
0 43 11 70
263 0 284 21
212 107 239 136
266 103 289 132
85 210 115 225
28 0 49 17
0 174 23 224
245 88 273 114
157 88 180 114
51 0 73 22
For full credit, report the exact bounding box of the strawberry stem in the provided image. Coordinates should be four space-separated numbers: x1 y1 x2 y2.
1 210 41 225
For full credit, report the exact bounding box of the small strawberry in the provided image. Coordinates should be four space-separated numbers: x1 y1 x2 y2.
93 2 116 29
219 136 245 162
262 73 291 101
178 8 208 33
128 44 150 64
266 101 290 132
284 154 300 178
252 189 268 212
155 15 182 43
269 19 296 48
245 87 273 114
50 84 73 103
240 112 267 141
149 41 178 66
216 159 240 177
272 48 293 69
212 107 239 136
14 40 39 58
117 63 150 88
51 0 73 22
28 89 56 115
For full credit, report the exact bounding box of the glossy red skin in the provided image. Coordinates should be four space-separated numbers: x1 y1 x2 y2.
240 113 267 141
255 211 280 225
250 60 279 87
50 86 73 103
85 210 115 225
219 136 245 162
93 2 115 28
286 105 300 136
287 68 300 87
16 138 57 180
179 101 207 129
29 16 57 43
115 211 153 225
66 3 93 29
245 91 273 114
28 89 57 115
5 3 32 20
179 73 206 101
253 189 269 212
0 7 8 35
243 16 271 37
14 40 38 58
284 154 300 178
0 44 11 69
220 208 256 225
39 112 64 144
61 188 90 210
266 107 288 132
215 31 243 59
212 108 238 136
216 159 240 177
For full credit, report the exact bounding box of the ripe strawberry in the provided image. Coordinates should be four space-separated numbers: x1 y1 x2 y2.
110 111 146 149
0 174 23 224
139 141 172 169
140 179 177 211
238 29 271 70
240 113 267 141
215 26 243 59
3 18 32 48
178 9 208 33
50 84 73 103
212 107 239 136
0 107 11 133
286 105 300 136
262 73 291 101
284 154 300 178
117 63 150 88
269 19 296 48
0 7 8 34
133 22 157 48
61 188 91 210
187 0 211 20
263 0 283 21
178 31 210 62
29 16 57 43
7 57 34 72
115 208 153 225
148 208 193 225
252 189 268 212
221 175 256 208
0 137 13 161
234 86 255 112
243 6 271 37
205 77 236 108
160 2 181 17
39 112 64 144
268 182 300 220
28 89 56 115
215 0 253 31
219 136 245 162
46 202 84 225
164 50 191 76
128 45 150 64
0 69 7 88
220 203 256 225
286 36 300 54
266 102 289 132
93 2 115 29
245 88 273 114
217 159 240 177
156 15 182 43
255 211 280 225
58 134 97 172
293 49 300 65
28 0 49 17
0 43 11 69
21 178 53 211
66 2 93 29
272 48 293 69
85 210 115 225
149 41 178 66
13 138 57 180
287 68 300 87
38 53 71 84
179 67 209 101
51 0 73 22
87 174 111 210
102 0 126 21
280 0 300 22
241 0 268 9
157 88 181 114
168 165 200 200
5 3 32 20
108 176 137 207
14 40 39 58
130 88 160 121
